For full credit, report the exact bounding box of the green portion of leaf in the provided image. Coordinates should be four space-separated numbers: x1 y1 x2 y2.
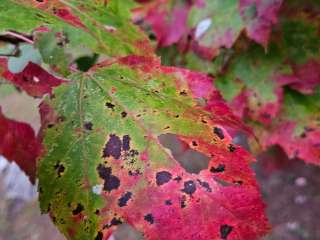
0 0 154 59
282 88 320 135
36 31 69 76
189 0 243 48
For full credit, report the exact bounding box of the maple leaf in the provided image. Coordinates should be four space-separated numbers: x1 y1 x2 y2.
38 56 268 240
0 107 41 183
137 0 282 59
214 0 320 165
0 0 154 58
0 58 64 97
189 0 283 59
258 88 320 165
135 0 195 47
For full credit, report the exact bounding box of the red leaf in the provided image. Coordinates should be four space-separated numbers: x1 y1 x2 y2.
276 60 320 95
263 121 320 165
143 1 191 47
240 0 283 48
1 60 65 97
0 107 42 183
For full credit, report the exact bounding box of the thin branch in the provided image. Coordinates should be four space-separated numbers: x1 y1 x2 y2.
4 31 34 44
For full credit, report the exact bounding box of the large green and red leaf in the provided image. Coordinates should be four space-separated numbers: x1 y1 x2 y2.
38 57 268 240
0 0 155 59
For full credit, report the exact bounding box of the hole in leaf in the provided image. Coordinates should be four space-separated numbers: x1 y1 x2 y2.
112 223 144 240
75 53 98 72
158 134 210 174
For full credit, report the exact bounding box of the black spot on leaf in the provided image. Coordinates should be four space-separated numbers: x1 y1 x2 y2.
103 134 122 159
156 171 172 186
97 164 120 192
122 135 131 151
104 175 120 192
220 224 233 239
121 111 127 118
54 162 65 177
214 127 224 139
144 214 154 224
179 90 187 96
118 192 132 207
72 203 84 215
228 144 236 152
165 200 172 205
180 196 187 208
210 164 225 173
174 176 182 182
84 122 93 130
104 217 123 229
110 217 122 226
105 102 115 109
181 180 196 195
97 164 111 180
197 180 212 192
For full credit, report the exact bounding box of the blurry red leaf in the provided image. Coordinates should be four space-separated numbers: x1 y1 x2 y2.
0 107 42 183
1 60 65 97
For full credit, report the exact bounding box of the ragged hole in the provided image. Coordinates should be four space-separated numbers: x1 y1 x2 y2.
158 133 210 174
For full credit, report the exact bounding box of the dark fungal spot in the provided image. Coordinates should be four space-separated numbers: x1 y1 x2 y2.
121 111 127 118
54 162 65 177
104 175 120 192
95 209 100 215
174 176 182 182
213 127 224 139
144 214 154 224
165 200 172 205
72 203 84 215
220 224 233 239
156 171 172 186
180 196 187 208
210 164 225 173
192 141 198 146
128 169 142 176
201 119 208 124
228 144 236 152
181 180 196 195
197 179 212 192
104 217 123 229
57 116 65 122
84 122 93 130
97 164 111 180
97 164 120 192
103 134 122 159
118 192 132 207
122 135 131 151
179 90 187 96
110 217 122 226
105 102 115 109
129 149 139 157
233 180 243 185
47 123 55 128
94 231 103 240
